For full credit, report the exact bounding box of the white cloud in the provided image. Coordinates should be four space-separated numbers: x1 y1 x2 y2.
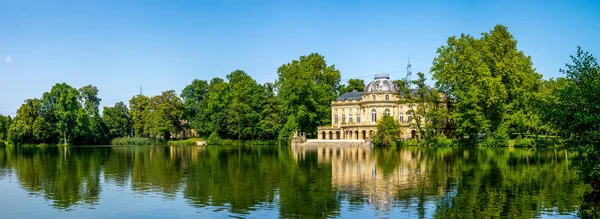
4 56 12 63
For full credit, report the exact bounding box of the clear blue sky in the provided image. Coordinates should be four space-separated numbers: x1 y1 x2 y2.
1 0 599 115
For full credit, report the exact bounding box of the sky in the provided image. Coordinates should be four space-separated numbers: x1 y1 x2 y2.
1 0 599 115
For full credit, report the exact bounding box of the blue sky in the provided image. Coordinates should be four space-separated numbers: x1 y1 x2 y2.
1 0 599 115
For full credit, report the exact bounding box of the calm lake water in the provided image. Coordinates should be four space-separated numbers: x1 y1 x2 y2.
0 145 592 218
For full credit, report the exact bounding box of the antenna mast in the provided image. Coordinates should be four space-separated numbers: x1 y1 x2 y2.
406 57 412 87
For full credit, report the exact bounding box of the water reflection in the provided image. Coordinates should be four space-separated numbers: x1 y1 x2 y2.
0 145 594 218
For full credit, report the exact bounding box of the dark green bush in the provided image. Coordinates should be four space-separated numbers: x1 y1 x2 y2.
206 131 221 145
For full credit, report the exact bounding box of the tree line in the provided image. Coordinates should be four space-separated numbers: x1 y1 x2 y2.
0 53 341 146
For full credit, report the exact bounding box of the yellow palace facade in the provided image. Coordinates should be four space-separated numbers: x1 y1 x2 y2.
317 74 447 141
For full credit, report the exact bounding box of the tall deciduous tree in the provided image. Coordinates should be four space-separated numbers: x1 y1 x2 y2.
8 99 41 144
226 70 261 140
180 79 209 126
42 83 81 145
276 53 341 137
129 95 152 137
152 90 183 140
103 101 131 139
339 78 365 95
431 25 541 144
0 115 12 141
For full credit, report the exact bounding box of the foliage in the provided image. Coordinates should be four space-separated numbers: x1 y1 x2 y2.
276 53 341 137
373 115 401 148
431 25 541 143
110 137 166 146
102 101 131 139
0 115 11 140
168 138 198 146
277 115 297 146
338 78 365 95
545 47 600 186
206 131 221 145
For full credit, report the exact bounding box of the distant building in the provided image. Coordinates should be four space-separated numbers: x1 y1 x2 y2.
317 74 450 140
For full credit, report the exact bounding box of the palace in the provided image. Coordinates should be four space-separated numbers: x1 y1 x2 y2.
317 74 450 141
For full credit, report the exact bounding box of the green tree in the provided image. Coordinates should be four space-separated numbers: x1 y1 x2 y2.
151 90 183 140
276 53 341 137
339 78 365 95
42 83 81 145
372 115 401 148
257 83 283 140
0 115 11 140
78 85 107 144
102 101 131 139
431 25 540 144
226 70 262 140
129 95 152 137
547 47 600 187
8 99 42 144
204 78 230 137
180 79 209 127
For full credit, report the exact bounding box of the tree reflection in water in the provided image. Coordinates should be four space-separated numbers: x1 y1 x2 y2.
0 145 594 218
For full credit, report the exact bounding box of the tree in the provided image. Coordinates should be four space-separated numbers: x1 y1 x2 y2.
276 53 341 137
372 115 401 148
226 70 261 140
129 95 151 137
180 79 209 125
42 83 81 145
103 101 131 139
8 99 42 144
0 115 11 140
257 83 284 140
431 25 541 144
203 78 230 137
152 90 183 140
78 85 106 144
339 78 365 95
547 47 600 187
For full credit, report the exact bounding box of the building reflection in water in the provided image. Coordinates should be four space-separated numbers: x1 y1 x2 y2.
292 145 445 211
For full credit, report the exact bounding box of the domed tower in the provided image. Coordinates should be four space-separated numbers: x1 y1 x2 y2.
362 74 399 124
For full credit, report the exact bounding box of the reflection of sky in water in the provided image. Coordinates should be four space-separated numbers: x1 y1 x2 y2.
0 146 588 218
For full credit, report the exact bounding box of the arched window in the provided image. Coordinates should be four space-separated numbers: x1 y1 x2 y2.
384 109 391 116
371 109 377 123
342 114 346 124
349 114 353 124
356 114 361 123
399 113 404 122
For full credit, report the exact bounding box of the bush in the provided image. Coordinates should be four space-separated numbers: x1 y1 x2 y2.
168 138 198 146
514 136 533 147
0 141 5 147
206 131 221 145
432 136 456 147
373 115 401 148
111 137 166 146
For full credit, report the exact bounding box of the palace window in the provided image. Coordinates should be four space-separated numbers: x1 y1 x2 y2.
408 113 412 122
399 113 404 122
349 114 353 123
342 114 346 124
371 109 377 123
385 95 389 101
372 95 376 101
384 109 391 116
417 115 421 121
335 115 338 124
356 114 360 123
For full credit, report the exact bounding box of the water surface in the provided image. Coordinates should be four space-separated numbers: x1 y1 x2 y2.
0 145 590 218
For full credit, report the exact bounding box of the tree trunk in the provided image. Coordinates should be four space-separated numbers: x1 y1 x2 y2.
63 132 67 145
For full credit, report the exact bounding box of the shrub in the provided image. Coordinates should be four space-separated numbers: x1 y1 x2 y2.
111 137 165 146
206 131 222 145
0 141 5 147
432 136 456 147
168 139 197 146
277 115 297 146
514 136 533 147
373 115 401 148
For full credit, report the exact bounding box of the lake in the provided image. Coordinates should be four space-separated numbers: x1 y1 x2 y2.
0 145 592 218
